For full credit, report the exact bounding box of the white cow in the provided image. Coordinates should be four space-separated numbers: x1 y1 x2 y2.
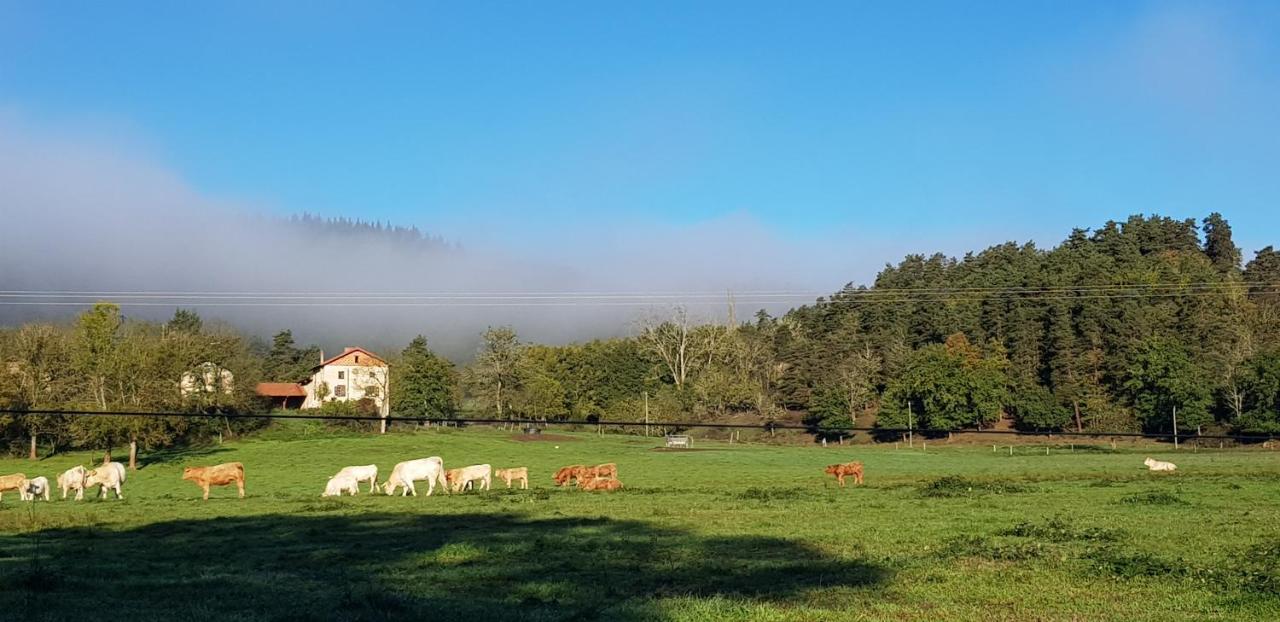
21 476 51 501
58 465 88 500
84 464 124 499
322 474 360 497
1143 457 1177 472
332 465 378 493
383 457 447 497
447 464 492 493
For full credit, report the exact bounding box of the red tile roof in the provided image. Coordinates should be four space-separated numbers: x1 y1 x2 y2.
256 382 306 398
314 346 387 369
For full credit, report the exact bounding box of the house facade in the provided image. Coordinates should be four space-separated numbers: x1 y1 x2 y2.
300 347 390 416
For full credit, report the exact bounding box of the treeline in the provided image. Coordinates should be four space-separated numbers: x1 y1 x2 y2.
4 213 1280 458
477 214 1280 438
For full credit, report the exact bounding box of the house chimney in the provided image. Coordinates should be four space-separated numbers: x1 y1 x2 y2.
319 349 324 363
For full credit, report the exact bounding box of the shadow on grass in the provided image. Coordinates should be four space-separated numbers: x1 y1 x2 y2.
0 511 886 621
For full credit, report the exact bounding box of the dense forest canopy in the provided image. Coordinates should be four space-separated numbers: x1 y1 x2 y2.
3 213 1280 456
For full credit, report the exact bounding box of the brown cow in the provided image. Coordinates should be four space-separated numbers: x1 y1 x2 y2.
579 477 623 492
0 473 27 502
553 465 586 487
182 462 246 500
589 463 618 480
825 461 864 487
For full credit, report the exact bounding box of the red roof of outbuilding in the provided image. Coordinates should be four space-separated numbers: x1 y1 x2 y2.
256 382 306 398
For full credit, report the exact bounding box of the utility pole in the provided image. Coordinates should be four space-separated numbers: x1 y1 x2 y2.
1172 406 1179 450
643 391 650 437
908 401 914 449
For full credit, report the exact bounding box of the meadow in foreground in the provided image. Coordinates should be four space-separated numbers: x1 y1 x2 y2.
1 425 1279 621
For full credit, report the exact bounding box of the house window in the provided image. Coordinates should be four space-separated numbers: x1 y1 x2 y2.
334 385 347 398
338 371 345 380
355 355 360 363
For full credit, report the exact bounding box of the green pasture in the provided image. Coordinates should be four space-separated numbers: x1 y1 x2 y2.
1 425 1279 621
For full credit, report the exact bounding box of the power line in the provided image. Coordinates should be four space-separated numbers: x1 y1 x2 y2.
2 409 1275 442
0 289 1273 308
1 281 1275 298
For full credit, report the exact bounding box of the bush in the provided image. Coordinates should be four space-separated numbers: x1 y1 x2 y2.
918 476 1028 498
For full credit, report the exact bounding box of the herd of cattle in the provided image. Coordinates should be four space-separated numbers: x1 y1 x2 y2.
0 453 1180 503
0 456 623 502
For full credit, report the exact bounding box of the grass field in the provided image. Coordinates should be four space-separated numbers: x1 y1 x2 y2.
2 425 1279 621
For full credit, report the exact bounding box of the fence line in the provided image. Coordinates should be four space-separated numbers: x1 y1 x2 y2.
1 408 1277 443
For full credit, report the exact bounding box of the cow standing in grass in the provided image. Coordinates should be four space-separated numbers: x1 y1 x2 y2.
21 476 51 501
183 462 246 500
825 461 864 487
58 465 88 500
495 467 529 489
446 464 492 493
85 465 125 499
384 457 447 496
322 474 360 497
0 473 27 502
332 465 378 493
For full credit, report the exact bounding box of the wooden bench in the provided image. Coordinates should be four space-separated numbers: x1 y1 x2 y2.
665 435 692 449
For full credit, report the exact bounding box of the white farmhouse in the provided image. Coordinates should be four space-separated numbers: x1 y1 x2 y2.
180 362 234 397
301 347 390 417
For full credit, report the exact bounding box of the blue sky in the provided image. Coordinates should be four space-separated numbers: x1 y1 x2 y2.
3 1 1280 273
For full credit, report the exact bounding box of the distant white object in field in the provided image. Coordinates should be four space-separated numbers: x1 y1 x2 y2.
322 474 360 497
1144 457 1177 472
554 446 560 449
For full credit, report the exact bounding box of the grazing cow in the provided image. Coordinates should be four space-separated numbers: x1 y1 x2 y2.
553 465 585 487
383 457 447 497
21 476 51 501
322 474 360 497
182 462 246 500
85 465 125 499
332 465 378 493
446 464 492 493
579 477 623 492
57 465 88 500
495 467 529 489
0 473 28 502
825 461 864 487
1143 457 1177 472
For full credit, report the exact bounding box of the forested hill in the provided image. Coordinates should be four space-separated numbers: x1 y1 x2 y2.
774 213 1280 435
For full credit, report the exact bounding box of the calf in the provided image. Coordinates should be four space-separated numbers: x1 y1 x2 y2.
384 457 447 496
332 465 378 493
579 477 623 492
825 461 864 487
58 465 88 500
0 473 28 502
495 467 529 489
553 465 585 487
21 476 51 502
85 465 124 500
182 462 246 500
1143 457 1177 472
322 474 360 497
446 464 492 493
